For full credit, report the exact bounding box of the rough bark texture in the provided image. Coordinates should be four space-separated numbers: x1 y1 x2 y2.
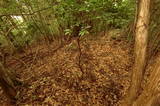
148 0 160 58
0 62 17 100
127 0 150 105
133 57 160 106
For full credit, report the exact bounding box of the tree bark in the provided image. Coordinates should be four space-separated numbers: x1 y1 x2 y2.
133 57 160 106
0 62 17 101
126 0 150 105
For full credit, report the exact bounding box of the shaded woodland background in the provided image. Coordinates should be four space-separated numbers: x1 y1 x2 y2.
0 0 160 106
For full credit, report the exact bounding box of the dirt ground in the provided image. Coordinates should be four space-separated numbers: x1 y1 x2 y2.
0 34 134 106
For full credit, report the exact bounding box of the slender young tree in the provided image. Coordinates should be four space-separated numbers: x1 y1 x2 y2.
125 0 151 105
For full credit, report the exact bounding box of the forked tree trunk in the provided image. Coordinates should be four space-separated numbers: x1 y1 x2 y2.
126 0 150 105
133 57 160 106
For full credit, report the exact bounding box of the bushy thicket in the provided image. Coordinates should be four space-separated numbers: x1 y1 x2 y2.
0 0 135 49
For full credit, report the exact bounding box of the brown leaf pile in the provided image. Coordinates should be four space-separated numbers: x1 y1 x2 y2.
0 35 134 106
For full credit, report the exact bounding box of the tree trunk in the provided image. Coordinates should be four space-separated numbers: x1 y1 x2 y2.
133 57 160 106
0 62 17 101
126 0 150 105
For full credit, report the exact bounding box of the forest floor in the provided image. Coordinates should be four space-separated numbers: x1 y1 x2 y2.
0 33 134 106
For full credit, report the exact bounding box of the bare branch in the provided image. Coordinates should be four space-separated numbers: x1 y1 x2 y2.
0 6 52 17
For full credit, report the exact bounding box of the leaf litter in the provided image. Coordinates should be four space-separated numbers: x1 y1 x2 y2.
0 35 134 106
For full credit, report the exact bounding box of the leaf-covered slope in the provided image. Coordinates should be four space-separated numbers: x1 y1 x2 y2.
0 35 134 106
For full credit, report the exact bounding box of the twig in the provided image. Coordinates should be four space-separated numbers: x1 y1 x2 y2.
28 45 39 72
77 37 84 75
11 56 28 69
0 6 53 17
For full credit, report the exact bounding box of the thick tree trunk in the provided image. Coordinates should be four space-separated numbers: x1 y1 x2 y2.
126 0 150 105
133 57 160 106
0 62 17 101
